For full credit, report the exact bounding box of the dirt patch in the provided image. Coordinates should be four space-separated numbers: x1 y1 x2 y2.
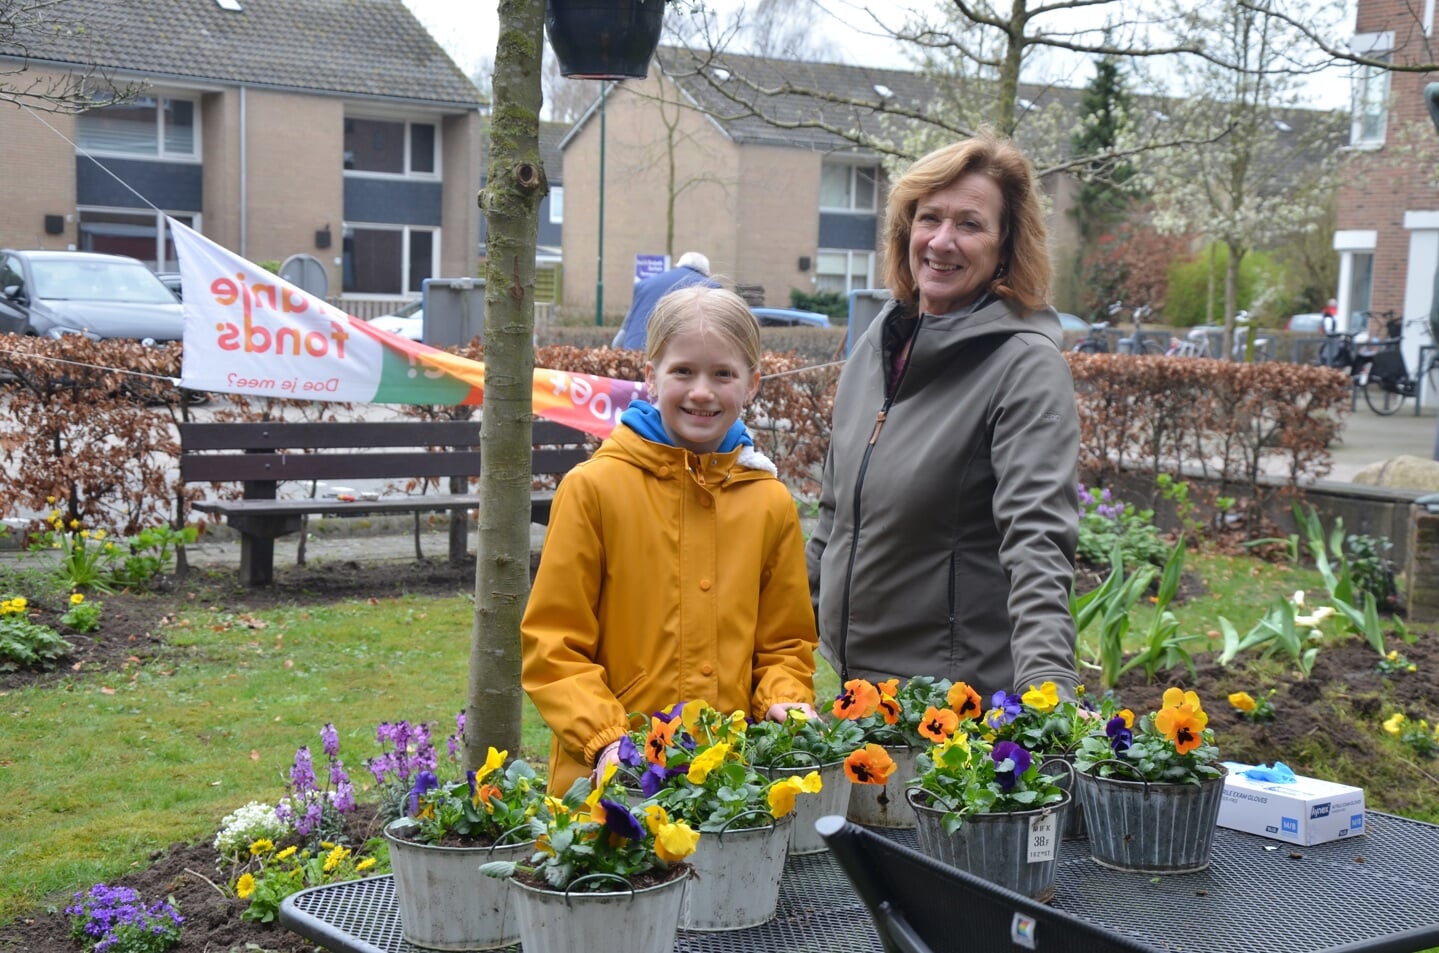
1 556 1435 953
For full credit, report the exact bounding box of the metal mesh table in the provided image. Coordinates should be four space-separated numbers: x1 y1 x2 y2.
281 811 1439 953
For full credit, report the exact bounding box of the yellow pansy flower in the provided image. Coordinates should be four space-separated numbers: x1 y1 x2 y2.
70 593 85 605
475 746 507 783
1228 692 1257 714
686 742 729 784
1383 713 1406 735
654 818 700 863
1021 681 1060 712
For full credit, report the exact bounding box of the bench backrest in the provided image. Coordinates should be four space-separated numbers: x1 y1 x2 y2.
179 420 591 485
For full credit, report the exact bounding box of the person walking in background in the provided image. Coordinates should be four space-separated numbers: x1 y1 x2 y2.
526 286 818 793
806 131 1081 701
612 251 719 349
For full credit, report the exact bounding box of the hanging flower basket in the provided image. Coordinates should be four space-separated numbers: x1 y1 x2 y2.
545 0 668 80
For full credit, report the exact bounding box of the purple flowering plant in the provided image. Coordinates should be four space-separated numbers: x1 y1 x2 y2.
365 717 440 822
397 744 545 847
1075 483 1169 572
909 722 1067 835
275 722 357 845
67 883 183 953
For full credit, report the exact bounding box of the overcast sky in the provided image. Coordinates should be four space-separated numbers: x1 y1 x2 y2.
403 0 1355 111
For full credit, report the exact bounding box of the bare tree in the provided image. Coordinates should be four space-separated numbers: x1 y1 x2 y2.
1 0 135 111
466 0 544 767
542 50 599 123
1142 0 1346 357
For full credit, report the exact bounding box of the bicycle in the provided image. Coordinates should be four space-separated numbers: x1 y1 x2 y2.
1109 301 1166 355
1354 316 1439 415
1071 319 1113 354
1165 325 1218 358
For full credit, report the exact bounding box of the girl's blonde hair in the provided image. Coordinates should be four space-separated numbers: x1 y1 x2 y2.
882 131 1050 314
645 285 762 372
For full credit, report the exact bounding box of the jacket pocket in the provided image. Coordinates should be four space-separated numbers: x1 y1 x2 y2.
611 668 648 707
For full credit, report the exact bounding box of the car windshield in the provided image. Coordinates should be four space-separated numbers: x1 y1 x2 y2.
29 259 177 305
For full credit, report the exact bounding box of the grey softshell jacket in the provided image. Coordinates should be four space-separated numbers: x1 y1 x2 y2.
806 295 1081 699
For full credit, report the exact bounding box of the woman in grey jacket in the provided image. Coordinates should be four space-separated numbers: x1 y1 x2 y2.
806 132 1081 701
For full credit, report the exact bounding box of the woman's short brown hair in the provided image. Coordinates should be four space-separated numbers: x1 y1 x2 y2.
882 132 1050 314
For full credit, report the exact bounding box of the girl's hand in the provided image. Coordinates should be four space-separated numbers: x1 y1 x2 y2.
591 739 622 786
767 702 819 722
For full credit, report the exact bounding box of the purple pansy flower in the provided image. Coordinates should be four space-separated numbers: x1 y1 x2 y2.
984 691 1023 730
1105 715 1132 754
408 770 439 816
598 799 645 841
991 741 1032 792
617 734 644 768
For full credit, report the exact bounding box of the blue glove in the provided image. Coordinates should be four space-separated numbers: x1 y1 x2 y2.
1240 762 1297 783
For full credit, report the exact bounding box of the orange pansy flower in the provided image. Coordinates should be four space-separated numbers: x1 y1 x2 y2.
947 681 983 721
833 679 881 720
646 716 676 765
844 743 897 785
877 693 901 725
918 706 960 743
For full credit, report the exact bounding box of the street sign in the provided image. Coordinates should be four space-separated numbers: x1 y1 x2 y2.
635 253 668 283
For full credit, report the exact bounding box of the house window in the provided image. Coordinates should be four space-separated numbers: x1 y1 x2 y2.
1345 252 1374 332
342 225 438 294
1351 56 1391 146
820 163 877 212
549 186 564 224
77 209 196 270
344 117 440 176
76 95 198 159
815 250 874 294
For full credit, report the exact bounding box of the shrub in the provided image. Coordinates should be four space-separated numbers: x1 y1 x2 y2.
0 596 72 671
1075 485 1169 571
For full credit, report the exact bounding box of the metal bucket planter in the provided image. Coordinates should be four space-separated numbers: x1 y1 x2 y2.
757 756 850 854
680 811 793 931
1076 764 1228 874
846 744 919 828
1038 753 1086 840
384 819 534 950
510 869 689 953
908 790 1070 903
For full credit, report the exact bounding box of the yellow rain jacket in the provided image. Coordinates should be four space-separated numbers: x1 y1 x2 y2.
522 425 818 793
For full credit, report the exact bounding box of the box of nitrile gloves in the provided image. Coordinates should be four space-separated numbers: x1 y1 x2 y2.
1216 763 1365 846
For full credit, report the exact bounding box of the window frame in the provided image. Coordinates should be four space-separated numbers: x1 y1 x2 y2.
340 223 441 295
342 115 443 179
1347 33 1393 148
814 249 875 295
75 92 202 161
75 208 199 271
819 162 879 213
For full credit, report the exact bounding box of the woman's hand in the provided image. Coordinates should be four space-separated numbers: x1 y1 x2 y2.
591 739 622 786
767 701 819 722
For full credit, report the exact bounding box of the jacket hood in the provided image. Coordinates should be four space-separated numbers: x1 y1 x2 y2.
864 296 1062 359
599 423 777 481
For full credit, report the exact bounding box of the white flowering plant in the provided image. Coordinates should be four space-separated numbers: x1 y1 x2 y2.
213 801 292 860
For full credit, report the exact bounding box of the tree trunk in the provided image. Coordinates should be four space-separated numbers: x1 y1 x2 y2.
466 0 545 769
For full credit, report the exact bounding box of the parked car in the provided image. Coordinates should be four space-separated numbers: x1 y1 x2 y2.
0 249 184 341
751 307 831 328
1286 312 1325 333
156 272 184 301
1056 312 1091 333
367 299 423 340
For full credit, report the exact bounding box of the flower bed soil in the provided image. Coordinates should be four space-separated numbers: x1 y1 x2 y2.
1 556 1436 953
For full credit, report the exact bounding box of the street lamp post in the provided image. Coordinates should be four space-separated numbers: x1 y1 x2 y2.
595 83 607 327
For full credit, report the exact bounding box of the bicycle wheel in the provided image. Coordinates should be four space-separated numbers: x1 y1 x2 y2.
1362 378 1406 415
1138 339 1166 356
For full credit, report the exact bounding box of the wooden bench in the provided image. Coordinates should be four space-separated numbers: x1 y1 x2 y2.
179 419 591 586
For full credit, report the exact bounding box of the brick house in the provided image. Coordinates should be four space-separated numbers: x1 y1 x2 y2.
1335 0 1439 382
0 0 483 311
558 46 1084 322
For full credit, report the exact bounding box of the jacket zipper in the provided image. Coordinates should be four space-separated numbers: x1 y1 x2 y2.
837 313 922 682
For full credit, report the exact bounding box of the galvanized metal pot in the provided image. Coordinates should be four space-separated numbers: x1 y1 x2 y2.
384 819 534 950
1038 753 1087 840
845 744 919 829
680 810 793 931
1076 764 1228 874
908 789 1071 902
757 757 850 854
509 869 689 953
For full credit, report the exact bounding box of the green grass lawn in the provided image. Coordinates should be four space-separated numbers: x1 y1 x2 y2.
0 549 1425 925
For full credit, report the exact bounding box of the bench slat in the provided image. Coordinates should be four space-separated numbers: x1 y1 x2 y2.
178 419 589 451
191 491 555 520
180 447 589 484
